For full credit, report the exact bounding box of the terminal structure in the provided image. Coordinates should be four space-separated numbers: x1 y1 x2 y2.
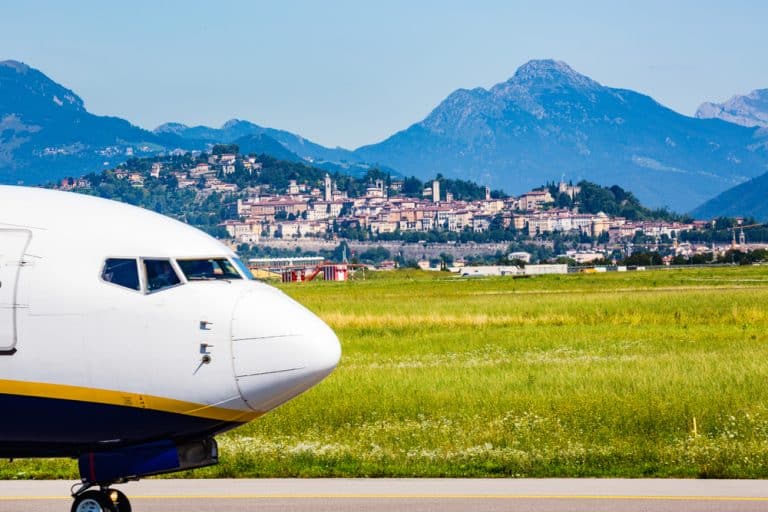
249 257 349 283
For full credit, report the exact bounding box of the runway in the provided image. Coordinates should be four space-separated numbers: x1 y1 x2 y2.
3 478 768 511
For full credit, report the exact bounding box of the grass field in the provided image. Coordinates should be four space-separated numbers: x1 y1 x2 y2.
5 266 768 479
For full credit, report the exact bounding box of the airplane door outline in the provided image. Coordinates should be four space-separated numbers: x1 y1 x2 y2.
0 229 31 354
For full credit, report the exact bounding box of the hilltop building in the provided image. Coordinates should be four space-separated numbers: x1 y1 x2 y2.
324 174 332 202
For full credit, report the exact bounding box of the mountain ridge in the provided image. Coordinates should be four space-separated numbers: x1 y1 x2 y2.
3 57 768 214
153 119 355 162
690 170 768 221
353 59 768 211
0 59 193 183
696 89 768 128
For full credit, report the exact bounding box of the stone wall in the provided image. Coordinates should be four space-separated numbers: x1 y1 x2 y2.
256 239 511 260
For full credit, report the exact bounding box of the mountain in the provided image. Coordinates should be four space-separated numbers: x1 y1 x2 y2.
690 160 768 221
159 119 391 178
696 89 768 128
5 57 768 211
0 59 354 184
0 60 192 184
353 60 768 212
155 119 355 163
233 133 302 162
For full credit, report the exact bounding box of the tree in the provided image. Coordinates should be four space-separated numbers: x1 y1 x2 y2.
332 242 352 262
401 176 424 196
212 144 239 155
363 168 388 183
623 251 663 266
575 180 686 222
359 246 391 263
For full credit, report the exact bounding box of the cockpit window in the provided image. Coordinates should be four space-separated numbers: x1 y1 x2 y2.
232 256 255 280
177 258 242 281
144 259 181 292
102 258 140 291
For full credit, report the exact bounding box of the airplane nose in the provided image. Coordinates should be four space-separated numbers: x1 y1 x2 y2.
230 286 341 412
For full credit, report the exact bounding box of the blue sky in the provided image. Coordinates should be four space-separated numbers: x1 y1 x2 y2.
2 0 766 148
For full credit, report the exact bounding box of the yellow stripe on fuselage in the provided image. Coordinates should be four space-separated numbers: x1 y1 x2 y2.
0 379 262 423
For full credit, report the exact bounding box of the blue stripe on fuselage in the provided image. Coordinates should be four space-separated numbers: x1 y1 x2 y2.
0 393 240 458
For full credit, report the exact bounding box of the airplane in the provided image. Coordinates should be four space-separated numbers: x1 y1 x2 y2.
0 185 342 512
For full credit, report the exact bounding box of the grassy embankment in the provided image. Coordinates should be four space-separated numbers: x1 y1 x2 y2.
5 266 768 479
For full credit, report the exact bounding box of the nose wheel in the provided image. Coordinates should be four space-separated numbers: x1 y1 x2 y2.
71 488 131 512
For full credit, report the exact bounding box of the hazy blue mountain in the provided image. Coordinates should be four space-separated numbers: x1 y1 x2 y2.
353 60 768 211
6 57 768 211
233 133 302 162
0 60 191 184
0 59 350 184
696 89 768 128
690 155 768 221
160 120 393 177
155 119 355 163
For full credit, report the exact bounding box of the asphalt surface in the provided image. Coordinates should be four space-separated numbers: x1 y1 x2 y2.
3 478 768 512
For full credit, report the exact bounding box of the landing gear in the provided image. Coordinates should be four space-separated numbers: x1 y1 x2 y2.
71 486 131 512
70 439 217 512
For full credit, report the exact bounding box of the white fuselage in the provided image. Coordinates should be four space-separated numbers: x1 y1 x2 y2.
0 186 340 454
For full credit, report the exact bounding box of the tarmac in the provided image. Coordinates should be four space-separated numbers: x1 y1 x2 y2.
3 478 768 511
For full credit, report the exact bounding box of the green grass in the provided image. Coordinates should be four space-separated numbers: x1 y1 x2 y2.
5 266 768 479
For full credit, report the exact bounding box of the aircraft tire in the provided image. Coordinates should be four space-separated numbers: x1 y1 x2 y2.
71 490 117 512
112 489 132 512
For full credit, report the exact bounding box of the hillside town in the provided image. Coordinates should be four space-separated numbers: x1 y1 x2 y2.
56 149 768 266
225 175 701 260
